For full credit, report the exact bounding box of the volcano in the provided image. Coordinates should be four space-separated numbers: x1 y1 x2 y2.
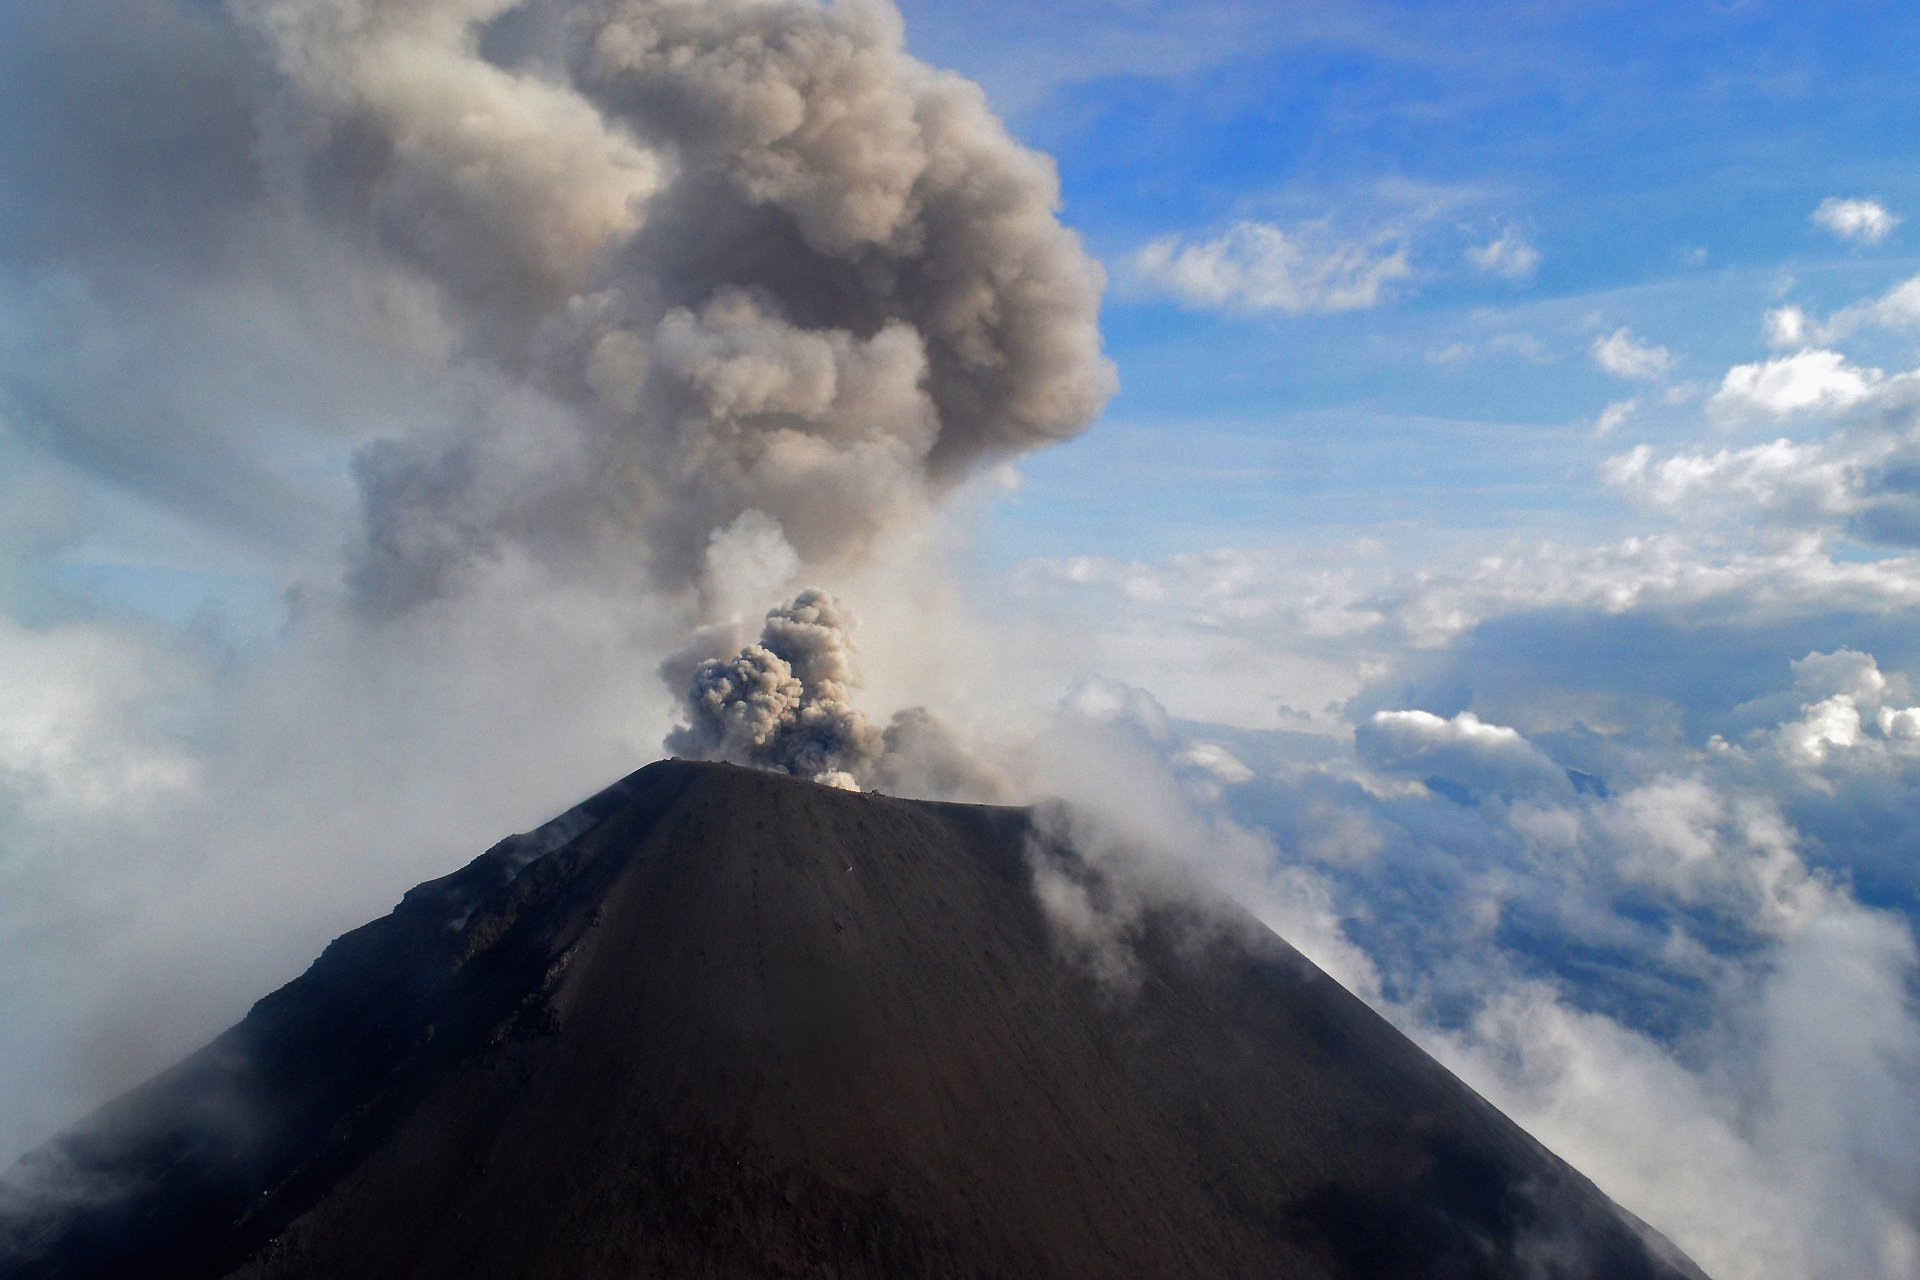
0 760 1706 1278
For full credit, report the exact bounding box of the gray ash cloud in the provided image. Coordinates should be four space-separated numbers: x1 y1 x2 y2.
218 0 1113 614
667 590 881 787
668 589 1014 797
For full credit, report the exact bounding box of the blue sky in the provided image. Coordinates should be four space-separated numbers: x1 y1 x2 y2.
6 3 1920 1276
894 0 1920 560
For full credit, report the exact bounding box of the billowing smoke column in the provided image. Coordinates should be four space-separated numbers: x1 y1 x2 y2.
667 589 880 787
668 589 1016 796
230 0 1115 614
222 0 1116 790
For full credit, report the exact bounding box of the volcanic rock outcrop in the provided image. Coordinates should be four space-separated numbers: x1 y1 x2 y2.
0 760 1707 1278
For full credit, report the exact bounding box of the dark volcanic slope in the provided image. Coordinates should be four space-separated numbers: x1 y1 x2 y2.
0 760 1707 1279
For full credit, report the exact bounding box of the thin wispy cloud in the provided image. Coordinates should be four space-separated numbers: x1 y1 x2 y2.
1594 398 1636 437
1427 332 1553 365
1465 227 1541 280
1130 221 1413 314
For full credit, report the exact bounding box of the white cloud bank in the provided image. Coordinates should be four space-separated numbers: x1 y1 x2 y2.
1018 627 1920 1280
995 257 1920 1274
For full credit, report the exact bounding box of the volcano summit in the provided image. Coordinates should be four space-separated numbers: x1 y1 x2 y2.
0 760 1706 1278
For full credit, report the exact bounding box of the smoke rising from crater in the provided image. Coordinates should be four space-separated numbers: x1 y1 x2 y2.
229 0 1115 615
667 589 880 787
668 588 1016 798
0 0 1104 1163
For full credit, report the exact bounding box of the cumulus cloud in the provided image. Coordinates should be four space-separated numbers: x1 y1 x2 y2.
1130 220 1413 314
1596 777 1831 930
1708 349 1882 421
1165 638 1920 1273
1602 438 1854 528
1605 357 1920 547
1432 907 1920 1280
1465 227 1541 280
1729 648 1920 771
1812 273 1920 343
1813 197 1901 245
1357 709 1571 800
1591 327 1675 380
1765 306 1809 349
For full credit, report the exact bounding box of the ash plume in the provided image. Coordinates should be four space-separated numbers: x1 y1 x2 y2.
0 0 1095 1166
228 0 1115 614
667 589 881 787
668 589 1015 797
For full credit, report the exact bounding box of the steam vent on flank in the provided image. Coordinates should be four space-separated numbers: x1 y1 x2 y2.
0 760 1710 1279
